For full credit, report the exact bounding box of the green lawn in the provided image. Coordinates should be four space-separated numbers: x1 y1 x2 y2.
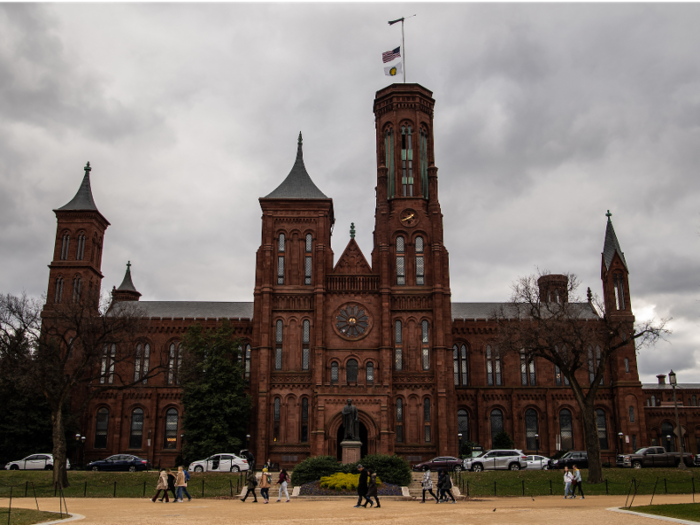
631 503 700 522
452 467 698 497
0 507 66 525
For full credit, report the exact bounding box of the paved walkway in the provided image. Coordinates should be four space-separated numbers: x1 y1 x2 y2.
7 494 698 524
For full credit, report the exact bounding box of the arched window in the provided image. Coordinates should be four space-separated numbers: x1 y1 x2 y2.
394 320 403 371
614 273 626 310
525 409 538 450
54 276 63 303
277 233 285 285
167 343 179 385
661 422 675 452
301 398 309 443
588 346 595 384
385 127 395 198
559 409 573 450
490 409 504 448
415 236 425 285
129 408 144 449
629 406 635 423
273 398 281 442
596 409 609 450
302 320 310 371
134 343 143 382
366 361 374 384
453 344 468 386
457 409 469 442
624 358 630 373
100 344 115 385
401 125 414 196
486 346 502 386
421 320 430 370
331 362 338 384
424 398 431 443
419 126 429 198
76 232 86 260
304 234 313 285
396 398 403 443
94 408 109 449
275 320 283 370
347 359 358 383
651 395 656 406
396 236 405 285
520 350 535 386
72 275 82 302
164 408 178 449
244 343 251 382
60 232 70 260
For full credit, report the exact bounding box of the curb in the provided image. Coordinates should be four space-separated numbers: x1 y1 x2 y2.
36 513 86 524
607 507 699 524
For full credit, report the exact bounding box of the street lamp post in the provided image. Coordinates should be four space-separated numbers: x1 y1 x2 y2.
618 432 624 455
535 434 539 456
668 370 687 469
458 433 463 457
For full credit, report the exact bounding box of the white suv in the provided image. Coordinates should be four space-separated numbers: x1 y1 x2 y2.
189 453 249 473
5 454 70 470
462 449 528 472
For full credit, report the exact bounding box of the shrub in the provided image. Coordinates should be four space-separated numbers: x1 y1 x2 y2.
290 456 342 486
341 454 412 486
492 431 515 449
320 472 382 491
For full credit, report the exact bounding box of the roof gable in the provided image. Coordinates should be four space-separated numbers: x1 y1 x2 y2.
333 238 372 274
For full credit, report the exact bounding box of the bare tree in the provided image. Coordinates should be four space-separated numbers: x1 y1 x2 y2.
491 273 669 484
0 291 164 489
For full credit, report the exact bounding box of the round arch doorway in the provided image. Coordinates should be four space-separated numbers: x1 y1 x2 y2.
336 422 368 461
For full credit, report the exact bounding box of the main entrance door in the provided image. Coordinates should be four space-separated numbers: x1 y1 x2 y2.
336 422 368 461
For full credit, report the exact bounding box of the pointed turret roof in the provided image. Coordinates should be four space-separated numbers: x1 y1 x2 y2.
603 210 628 271
117 261 141 295
263 133 328 199
57 162 100 212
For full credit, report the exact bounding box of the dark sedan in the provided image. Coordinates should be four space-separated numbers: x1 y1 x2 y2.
411 456 463 472
548 451 588 469
87 454 151 472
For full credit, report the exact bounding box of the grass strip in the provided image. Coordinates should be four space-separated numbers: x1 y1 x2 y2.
630 503 700 523
0 507 66 525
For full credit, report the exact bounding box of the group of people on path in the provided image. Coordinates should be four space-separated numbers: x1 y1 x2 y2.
241 467 291 504
354 464 380 508
420 466 456 503
151 466 192 503
563 465 585 499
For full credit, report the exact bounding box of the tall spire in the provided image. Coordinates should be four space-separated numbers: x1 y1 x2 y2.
112 261 141 302
57 162 100 212
602 210 628 271
263 133 329 199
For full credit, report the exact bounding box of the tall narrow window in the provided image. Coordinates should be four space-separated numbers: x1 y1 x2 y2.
385 127 395 199
596 409 609 449
460 345 468 385
394 320 403 371
244 344 251 382
588 346 595 384
60 232 70 260
176 344 183 385
301 398 309 443
331 362 338 384
277 233 285 285
419 127 429 198
72 275 82 302
129 408 144 449
486 345 494 386
94 408 109 449
421 320 430 370
164 409 178 449
453 345 459 386
100 343 116 385
168 343 177 385
273 398 281 441
596 346 603 384
54 277 63 303
629 406 635 423
614 273 626 310
302 320 310 371
559 409 573 450
525 409 538 450
347 359 358 383
529 359 536 386
305 233 312 285
275 320 283 370
651 395 656 407
490 409 504 448
424 398 431 443
495 348 502 385
555 364 562 386
624 358 630 373
520 350 528 386
487 346 502 386
366 362 374 385
457 409 469 442
400 125 413 196
396 398 403 443
77 232 86 260
415 236 425 285
134 343 143 382
693 395 697 406
142 343 150 385
396 236 405 285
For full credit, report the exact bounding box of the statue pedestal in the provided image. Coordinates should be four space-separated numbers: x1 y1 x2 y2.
340 440 362 464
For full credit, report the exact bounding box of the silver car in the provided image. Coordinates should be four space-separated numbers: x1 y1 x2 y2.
462 449 528 471
524 455 550 470
189 453 249 473
5 454 70 471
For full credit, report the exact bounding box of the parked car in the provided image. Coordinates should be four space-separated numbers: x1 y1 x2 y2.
462 450 528 472
5 454 70 471
524 455 550 470
616 447 694 469
548 451 588 469
411 456 463 472
87 454 151 472
189 453 249 473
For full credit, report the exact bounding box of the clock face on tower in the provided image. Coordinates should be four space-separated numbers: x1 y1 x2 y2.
334 303 372 341
399 209 418 227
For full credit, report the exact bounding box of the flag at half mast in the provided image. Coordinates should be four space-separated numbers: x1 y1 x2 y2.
384 61 403 77
382 46 401 63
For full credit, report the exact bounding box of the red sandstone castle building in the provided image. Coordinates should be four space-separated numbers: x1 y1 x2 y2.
43 84 700 468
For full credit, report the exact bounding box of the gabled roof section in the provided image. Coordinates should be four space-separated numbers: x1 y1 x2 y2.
603 211 628 271
56 162 100 212
117 261 140 294
110 301 254 319
451 302 599 321
333 238 373 274
263 133 329 199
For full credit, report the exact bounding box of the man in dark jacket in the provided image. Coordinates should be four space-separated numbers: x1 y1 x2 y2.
354 464 368 508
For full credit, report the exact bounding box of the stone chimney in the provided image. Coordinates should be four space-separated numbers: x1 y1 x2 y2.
656 374 666 385
538 274 569 304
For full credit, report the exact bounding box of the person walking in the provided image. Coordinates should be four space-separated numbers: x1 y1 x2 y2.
181 467 192 502
174 466 186 502
151 469 170 503
420 467 439 503
354 464 369 508
363 469 380 508
276 469 290 502
572 465 585 499
159 469 177 502
439 469 456 504
241 469 258 502
260 467 271 503
563 467 574 499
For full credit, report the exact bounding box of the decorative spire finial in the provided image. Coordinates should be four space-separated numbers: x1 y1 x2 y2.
298 132 302 146
606 210 612 219
350 222 355 239
126 260 131 270
587 287 592 303
84 161 91 174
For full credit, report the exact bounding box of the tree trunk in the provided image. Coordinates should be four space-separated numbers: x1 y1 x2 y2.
51 405 70 489
581 402 603 484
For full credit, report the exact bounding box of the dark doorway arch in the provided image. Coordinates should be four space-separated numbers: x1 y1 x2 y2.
336 422 368 460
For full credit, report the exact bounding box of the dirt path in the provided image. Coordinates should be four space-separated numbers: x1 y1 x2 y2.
7 494 697 524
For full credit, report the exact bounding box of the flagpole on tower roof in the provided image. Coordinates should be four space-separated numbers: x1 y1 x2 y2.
389 15 415 83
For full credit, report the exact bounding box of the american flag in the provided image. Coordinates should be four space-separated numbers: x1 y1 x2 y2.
382 47 401 63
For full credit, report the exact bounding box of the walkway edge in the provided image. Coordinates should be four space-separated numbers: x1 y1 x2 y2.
607 507 699 525
38 513 86 524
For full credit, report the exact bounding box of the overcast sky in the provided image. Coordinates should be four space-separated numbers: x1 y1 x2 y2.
1 3 698 384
